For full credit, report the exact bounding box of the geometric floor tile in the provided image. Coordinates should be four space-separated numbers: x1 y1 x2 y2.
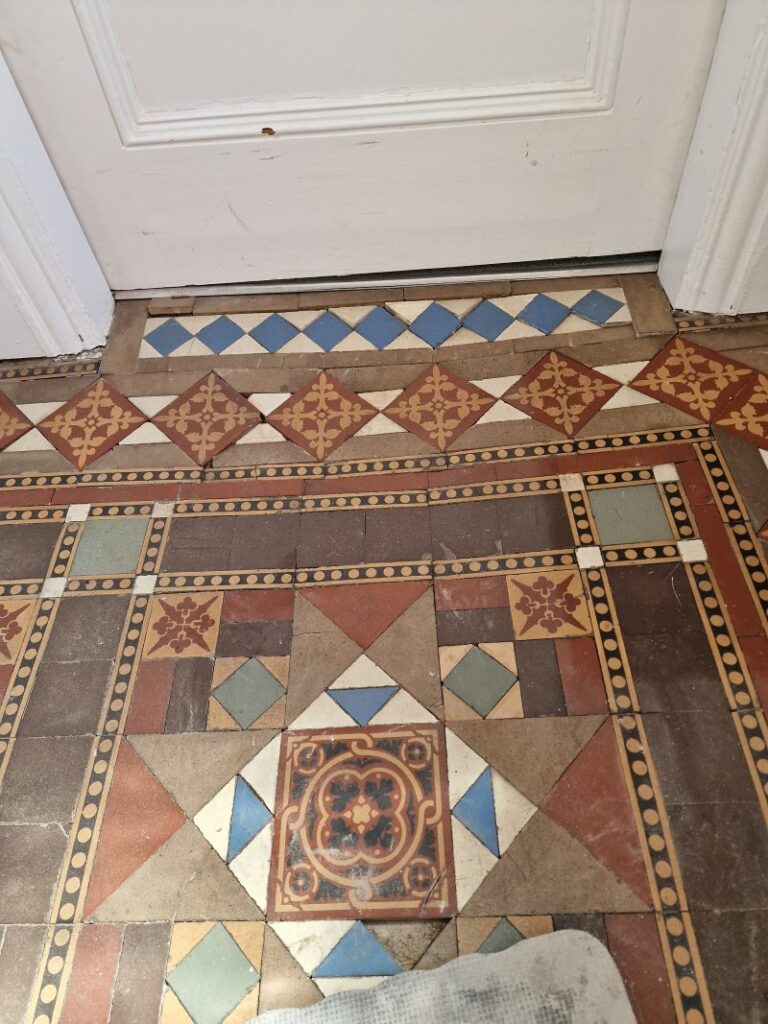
587 483 674 545
506 569 591 640
209 656 288 730
439 643 521 719
268 371 377 459
0 597 35 665
143 592 223 659
0 392 33 452
717 370 768 448
383 366 494 450
269 725 456 919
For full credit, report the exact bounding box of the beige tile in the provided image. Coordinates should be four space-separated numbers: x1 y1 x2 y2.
193 293 301 314
101 300 149 374
619 273 676 336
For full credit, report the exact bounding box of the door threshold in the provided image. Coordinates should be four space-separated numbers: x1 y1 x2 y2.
116 252 660 299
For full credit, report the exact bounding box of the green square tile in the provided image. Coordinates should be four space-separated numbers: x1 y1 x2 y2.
478 918 524 954
588 484 674 545
214 659 285 728
70 518 149 576
443 647 517 718
167 922 258 1024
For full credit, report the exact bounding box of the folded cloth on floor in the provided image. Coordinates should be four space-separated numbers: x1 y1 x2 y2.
256 930 636 1023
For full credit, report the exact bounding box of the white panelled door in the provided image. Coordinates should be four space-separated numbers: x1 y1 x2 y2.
1 0 724 290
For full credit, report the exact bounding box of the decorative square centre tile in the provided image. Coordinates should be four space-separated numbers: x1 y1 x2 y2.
269 724 456 920
506 569 591 640
143 592 223 659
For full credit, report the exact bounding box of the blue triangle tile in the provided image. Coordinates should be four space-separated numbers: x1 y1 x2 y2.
328 686 398 725
249 313 299 352
453 766 499 856
196 316 246 353
313 922 402 978
227 776 272 861
410 303 461 347
144 319 193 355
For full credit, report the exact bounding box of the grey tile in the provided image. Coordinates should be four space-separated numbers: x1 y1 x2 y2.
0 823 67 922
589 484 673 545
0 736 91 822
70 518 149 576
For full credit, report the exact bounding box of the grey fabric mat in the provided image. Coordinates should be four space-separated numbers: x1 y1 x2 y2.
256 929 636 1023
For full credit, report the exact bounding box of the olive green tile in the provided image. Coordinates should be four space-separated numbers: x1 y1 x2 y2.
588 484 673 545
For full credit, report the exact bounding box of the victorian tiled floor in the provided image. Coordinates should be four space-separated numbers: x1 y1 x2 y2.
0 274 767 1023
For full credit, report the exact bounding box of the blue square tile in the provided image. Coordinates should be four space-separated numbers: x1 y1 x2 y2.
196 316 246 353
249 313 299 352
517 294 570 335
144 319 193 356
355 306 406 348
304 312 352 351
571 290 624 325
462 300 515 341
410 303 461 347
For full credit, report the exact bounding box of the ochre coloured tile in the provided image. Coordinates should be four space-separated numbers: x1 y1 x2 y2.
0 596 35 665
506 569 591 640
542 719 651 904
503 352 620 436
631 336 752 421
269 725 456 919
605 914 676 1024
268 371 377 459
258 927 321 1014
555 637 608 715
37 378 147 468
301 581 429 650
143 592 223 659
84 741 186 917
153 372 260 464
59 924 124 1024
0 391 34 452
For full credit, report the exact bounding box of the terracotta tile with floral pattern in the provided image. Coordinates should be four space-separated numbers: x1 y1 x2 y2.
154 372 260 464
630 336 753 422
506 570 592 640
0 391 33 452
384 365 494 450
268 371 377 459
503 352 620 436
716 370 768 448
143 592 223 659
0 598 35 664
37 378 146 468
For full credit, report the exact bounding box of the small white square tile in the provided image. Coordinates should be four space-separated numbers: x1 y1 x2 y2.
133 574 158 595
40 577 67 598
576 546 604 569
678 539 708 563
559 473 585 493
653 464 680 483
66 503 91 522
152 501 175 518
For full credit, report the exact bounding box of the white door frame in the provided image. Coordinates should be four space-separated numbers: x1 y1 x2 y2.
0 0 765 359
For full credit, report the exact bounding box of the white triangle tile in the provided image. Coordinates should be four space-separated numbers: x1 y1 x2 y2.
240 734 282 813
281 310 325 331
17 401 66 424
143 316 171 334
120 423 171 445
440 298 483 319
440 328 487 348
331 305 375 327
494 295 536 317
368 689 434 725
316 978 388 997
545 289 589 308
491 769 536 853
193 776 235 859
332 332 376 352
354 413 406 437
248 393 290 416
475 401 530 425
330 655 397 690
229 820 273 911
451 816 498 911
221 335 266 355
227 312 269 332
130 395 175 417
469 376 520 398
236 423 287 445
289 692 357 731
602 385 658 410
4 427 55 452
271 920 354 975
279 336 324 354
383 332 432 350
550 314 597 335
595 360 650 384
358 390 403 410
176 315 217 334
185 339 218 356
139 339 163 358
384 300 431 324
445 728 488 806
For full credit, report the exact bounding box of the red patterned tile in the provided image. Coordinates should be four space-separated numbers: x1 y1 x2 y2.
384 366 494 450
269 724 455 919
143 593 223 659
268 371 376 460
717 370 768 448
0 392 33 452
631 338 752 422
37 379 146 468
506 570 592 640
503 353 620 436
154 372 260 465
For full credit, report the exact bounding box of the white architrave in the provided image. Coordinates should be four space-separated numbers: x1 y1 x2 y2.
659 0 768 314
0 52 113 358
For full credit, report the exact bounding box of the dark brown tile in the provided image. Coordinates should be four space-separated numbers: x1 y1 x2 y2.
609 564 702 635
0 522 62 579
552 913 607 944
231 514 299 570
0 823 67 922
691 910 768 1024
623 632 727 712
109 922 171 1024
0 925 47 1024
0 736 91 822
430 500 500 559
496 494 574 553
365 507 432 562
42 596 129 663
515 639 567 716
161 516 236 572
215 619 292 657
435 607 513 645
164 659 213 733
296 509 365 567
19 660 115 737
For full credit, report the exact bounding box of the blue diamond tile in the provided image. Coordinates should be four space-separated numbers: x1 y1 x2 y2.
516 294 570 335
196 316 246 354
570 290 624 325
328 686 398 726
355 306 406 348
304 311 352 351
249 313 299 352
227 776 272 861
453 766 499 856
410 303 461 347
313 922 402 978
462 300 515 341
144 319 193 356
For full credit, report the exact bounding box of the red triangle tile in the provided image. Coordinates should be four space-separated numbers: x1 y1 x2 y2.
541 719 651 904
301 580 430 649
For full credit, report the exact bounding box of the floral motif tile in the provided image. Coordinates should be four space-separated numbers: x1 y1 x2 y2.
143 593 223 659
37 378 146 468
268 371 377 459
0 598 35 665
269 725 456 919
717 370 768 448
631 337 753 421
0 391 33 452
384 366 494 450
506 570 591 640
503 352 620 436
154 372 259 464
